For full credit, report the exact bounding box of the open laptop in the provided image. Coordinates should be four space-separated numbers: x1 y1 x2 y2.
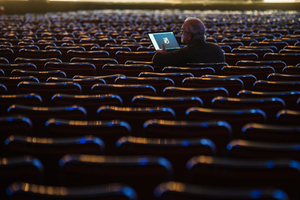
148 31 180 52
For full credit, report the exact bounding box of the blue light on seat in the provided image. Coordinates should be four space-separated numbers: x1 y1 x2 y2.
251 189 261 199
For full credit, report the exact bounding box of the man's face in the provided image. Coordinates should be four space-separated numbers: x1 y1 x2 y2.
180 22 191 44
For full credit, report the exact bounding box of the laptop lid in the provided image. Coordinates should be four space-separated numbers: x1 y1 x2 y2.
148 32 180 51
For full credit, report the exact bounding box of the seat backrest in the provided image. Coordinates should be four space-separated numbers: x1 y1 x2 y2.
7 182 138 200
117 136 216 181
221 65 275 80
138 72 193 87
91 83 156 106
115 76 174 95
11 69 66 82
60 154 173 200
7 104 87 136
132 95 203 120
186 107 266 139
163 86 229 108
97 106 175 136
212 96 285 124
182 77 244 97
115 51 155 64
277 109 300 126
236 60 286 73
253 80 300 92
242 123 300 143
102 64 154 76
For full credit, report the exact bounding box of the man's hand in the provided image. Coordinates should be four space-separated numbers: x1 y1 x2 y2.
155 44 167 53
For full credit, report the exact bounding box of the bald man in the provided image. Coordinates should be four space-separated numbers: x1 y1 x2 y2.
152 17 225 66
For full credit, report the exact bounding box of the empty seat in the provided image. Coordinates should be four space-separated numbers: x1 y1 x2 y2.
117 136 216 181
17 81 82 106
263 53 300 65
0 156 44 197
162 66 215 77
7 104 87 136
0 93 42 115
19 48 62 60
60 154 172 200
74 74 125 84
0 63 37 77
4 134 104 184
70 57 118 75
44 62 96 78
102 64 154 76
236 60 286 73
224 53 258 65
267 73 300 81
282 65 300 74
182 77 244 97
67 50 109 61
91 84 156 106
155 182 289 200
253 80 300 92
242 123 300 143
186 107 266 139
0 76 39 94
52 94 122 120
97 106 175 136
202 74 257 90
277 109 300 126
14 57 62 71
7 182 137 200
143 119 232 155
132 95 203 120
186 155 300 200
115 51 155 64
115 76 174 95
212 96 285 124
221 65 275 80
11 69 66 82
138 72 193 87
45 118 131 155
163 86 229 108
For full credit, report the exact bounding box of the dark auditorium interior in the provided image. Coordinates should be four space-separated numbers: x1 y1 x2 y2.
1 0 300 199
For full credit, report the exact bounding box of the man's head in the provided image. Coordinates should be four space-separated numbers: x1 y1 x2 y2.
180 17 206 44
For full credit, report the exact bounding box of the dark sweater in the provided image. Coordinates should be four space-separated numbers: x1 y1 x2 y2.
152 39 225 66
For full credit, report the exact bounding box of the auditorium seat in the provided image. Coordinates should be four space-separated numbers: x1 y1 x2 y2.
74 74 125 84
253 80 300 92
139 71 194 87
162 66 215 77
92 46 131 59
242 123 300 143
115 76 174 95
44 61 96 78
67 50 109 61
276 109 300 126
14 57 62 71
0 76 39 94
186 107 266 139
282 65 300 74
186 155 300 200
263 53 300 65
45 45 85 62
0 63 37 77
224 53 259 66
97 105 175 136
18 48 62 60
226 139 300 161
132 95 203 120
155 182 289 200
267 73 300 81
11 69 66 82
0 48 14 63
212 96 285 124
143 119 232 155
59 154 172 200
117 136 216 181
236 60 286 73
0 156 44 197
70 57 118 75
3 134 104 184
17 81 82 105
7 104 87 136
202 74 257 90
163 86 229 108
182 77 244 97
238 90 300 110
102 64 154 76
115 51 155 64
